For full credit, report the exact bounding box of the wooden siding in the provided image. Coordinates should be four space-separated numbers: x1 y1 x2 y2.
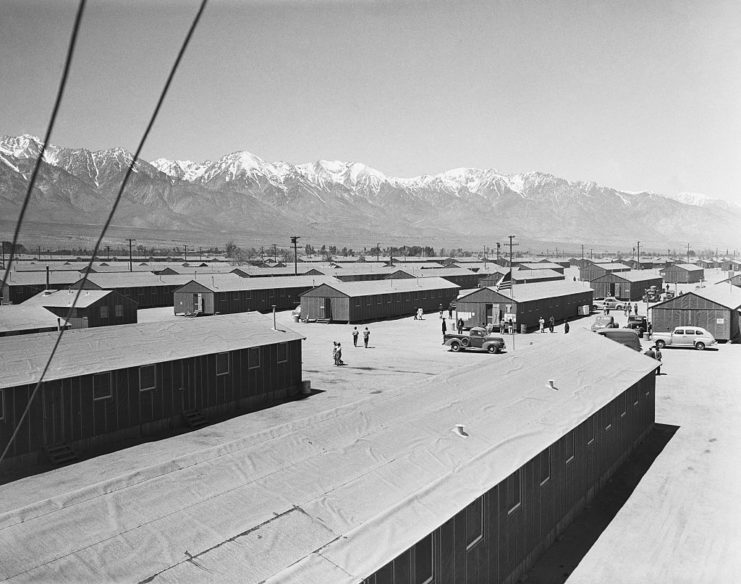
71 280 181 309
0 340 303 465
301 286 459 323
174 286 309 316
590 274 663 301
650 294 739 341
578 264 630 282
456 290 593 331
43 293 138 328
662 265 704 283
362 375 655 584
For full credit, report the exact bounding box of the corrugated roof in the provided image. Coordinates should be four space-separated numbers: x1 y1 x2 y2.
0 331 656 583
512 268 564 280
484 280 593 302
0 305 66 334
592 262 630 271
176 275 340 293
0 312 304 389
22 289 115 308
303 277 460 298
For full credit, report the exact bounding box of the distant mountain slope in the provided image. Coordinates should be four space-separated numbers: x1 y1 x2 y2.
1 134 739 247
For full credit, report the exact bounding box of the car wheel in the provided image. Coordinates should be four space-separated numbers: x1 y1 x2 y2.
487 345 499 354
695 342 705 351
656 340 666 349
450 341 461 352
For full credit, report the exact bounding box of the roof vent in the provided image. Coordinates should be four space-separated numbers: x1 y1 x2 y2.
452 424 469 438
546 379 558 390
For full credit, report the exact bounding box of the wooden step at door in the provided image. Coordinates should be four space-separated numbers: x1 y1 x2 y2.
45 443 78 467
183 409 207 429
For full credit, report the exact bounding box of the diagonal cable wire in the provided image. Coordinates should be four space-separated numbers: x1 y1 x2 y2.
1 0 209 467
0 0 87 294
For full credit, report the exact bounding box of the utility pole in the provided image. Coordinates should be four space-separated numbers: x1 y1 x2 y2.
687 243 690 264
126 239 135 272
496 242 501 263
636 241 640 269
581 244 584 261
199 247 203 262
508 234 517 295
376 242 381 263
184 244 188 263
272 243 277 263
590 248 593 260
290 236 300 275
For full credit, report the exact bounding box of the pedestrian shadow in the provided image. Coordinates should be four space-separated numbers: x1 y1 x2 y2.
521 423 679 583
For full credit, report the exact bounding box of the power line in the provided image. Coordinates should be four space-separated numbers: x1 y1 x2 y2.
0 0 87 295
0 0 208 467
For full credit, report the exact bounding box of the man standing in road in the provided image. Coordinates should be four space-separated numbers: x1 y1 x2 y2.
442 318 447 343
352 326 359 347
363 326 371 348
548 315 555 333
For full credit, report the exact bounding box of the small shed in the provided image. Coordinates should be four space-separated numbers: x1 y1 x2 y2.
578 262 631 282
299 277 460 323
173 275 338 316
650 285 741 341
455 281 594 331
589 270 664 301
23 289 138 328
662 263 705 283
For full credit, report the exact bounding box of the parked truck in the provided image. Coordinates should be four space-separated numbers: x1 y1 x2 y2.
444 327 506 353
652 326 717 351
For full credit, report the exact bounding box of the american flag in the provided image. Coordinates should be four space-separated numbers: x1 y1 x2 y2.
494 270 512 291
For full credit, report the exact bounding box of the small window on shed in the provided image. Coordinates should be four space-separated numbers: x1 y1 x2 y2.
538 449 551 485
93 372 112 400
465 498 484 549
506 469 522 514
100 305 109 319
248 347 260 369
277 343 287 363
114 304 124 317
587 417 596 445
139 365 156 391
216 352 230 376
565 432 575 463
414 534 434 584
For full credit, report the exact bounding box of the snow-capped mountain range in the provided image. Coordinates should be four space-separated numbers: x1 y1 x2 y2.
1 134 739 247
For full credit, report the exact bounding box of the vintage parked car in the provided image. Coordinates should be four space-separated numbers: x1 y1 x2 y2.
652 326 717 350
444 327 506 353
593 296 626 311
625 315 648 336
590 314 618 332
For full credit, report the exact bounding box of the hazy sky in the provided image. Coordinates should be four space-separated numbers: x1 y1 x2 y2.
2 0 740 202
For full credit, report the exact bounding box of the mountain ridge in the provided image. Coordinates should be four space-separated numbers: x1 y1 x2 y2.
1 134 739 248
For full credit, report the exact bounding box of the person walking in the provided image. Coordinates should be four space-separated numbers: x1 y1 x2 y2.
363 326 370 348
352 326 359 347
548 315 555 333
564 319 570 334
416 307 424 320
647 321 653 340
654 345 662 375
332 342 339 366
448 305 453 320
633 303 638 315
441 318 447 343
336 342 344 365
457 318 464 334
538 316 545 333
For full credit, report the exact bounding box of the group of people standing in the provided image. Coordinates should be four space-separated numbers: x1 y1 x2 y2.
334 326 371 365
538 316 556 333
623 303 639 317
